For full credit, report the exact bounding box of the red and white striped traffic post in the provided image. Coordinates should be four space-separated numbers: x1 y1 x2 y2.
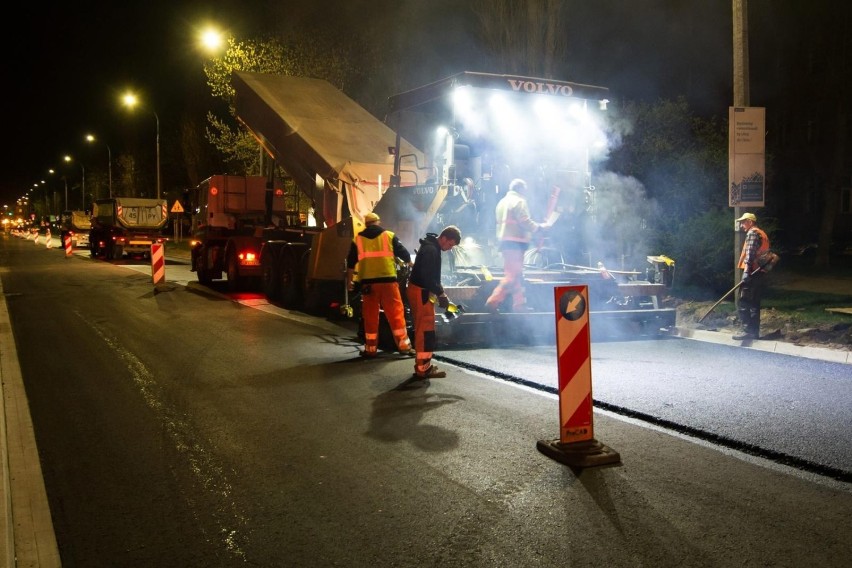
64 235 72 257
151 243 165 286
45 228 53 248
537 285 620 468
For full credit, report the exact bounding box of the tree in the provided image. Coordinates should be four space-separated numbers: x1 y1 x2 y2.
605 97 733 292
472 0 567 77
203 33 377 175
759 2 852 268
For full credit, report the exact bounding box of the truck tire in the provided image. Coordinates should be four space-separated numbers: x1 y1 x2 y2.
261 250 281 300
278 252 303 309
196 249 212 285
112 245 124 260
226 250 242 292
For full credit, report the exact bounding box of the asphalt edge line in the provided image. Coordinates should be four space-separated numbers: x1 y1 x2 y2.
0 276 61 567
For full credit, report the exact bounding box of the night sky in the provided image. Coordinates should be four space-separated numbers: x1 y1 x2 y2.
0 1 777 207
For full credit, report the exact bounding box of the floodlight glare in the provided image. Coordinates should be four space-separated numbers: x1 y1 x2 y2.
452 86 472 112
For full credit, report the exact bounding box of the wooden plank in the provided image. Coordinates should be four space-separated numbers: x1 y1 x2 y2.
825 307 852 315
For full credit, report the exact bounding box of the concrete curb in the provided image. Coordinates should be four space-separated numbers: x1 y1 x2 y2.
0 278 61 567
675 327 851 364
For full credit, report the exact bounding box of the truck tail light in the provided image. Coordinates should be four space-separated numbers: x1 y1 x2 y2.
239 252 257 262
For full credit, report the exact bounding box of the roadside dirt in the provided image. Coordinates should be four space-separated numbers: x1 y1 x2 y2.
673 298 852 351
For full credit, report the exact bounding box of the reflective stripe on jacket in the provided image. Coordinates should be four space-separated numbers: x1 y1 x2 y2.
355 230 397 280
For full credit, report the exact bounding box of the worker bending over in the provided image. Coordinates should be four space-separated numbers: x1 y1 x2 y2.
407 225 461 379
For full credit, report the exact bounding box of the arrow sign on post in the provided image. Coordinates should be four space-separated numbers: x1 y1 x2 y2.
537 285 621 468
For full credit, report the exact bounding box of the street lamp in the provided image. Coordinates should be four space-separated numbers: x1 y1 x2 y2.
64 155 85 210
85 133 112 198
121 91 160 199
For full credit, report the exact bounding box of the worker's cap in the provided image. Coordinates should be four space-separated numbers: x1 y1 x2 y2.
735 212 757 223
364 212 380 224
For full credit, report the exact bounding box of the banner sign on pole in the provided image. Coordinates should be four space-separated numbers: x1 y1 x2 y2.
729 107 766 207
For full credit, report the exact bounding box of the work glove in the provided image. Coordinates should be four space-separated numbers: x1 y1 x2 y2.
438 294 450 309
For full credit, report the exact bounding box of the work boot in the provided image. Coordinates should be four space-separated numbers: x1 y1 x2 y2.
414 365 446 379
732 331 756 341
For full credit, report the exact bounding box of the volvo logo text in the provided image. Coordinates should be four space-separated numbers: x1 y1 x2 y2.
507 79 574 97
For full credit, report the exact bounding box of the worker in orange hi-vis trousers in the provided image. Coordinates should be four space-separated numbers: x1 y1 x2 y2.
407 225 461 379
485 178 552 312
346 212 415 358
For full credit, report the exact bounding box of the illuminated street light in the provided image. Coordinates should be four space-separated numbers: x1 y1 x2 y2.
64 155 86 210
85 133 113 198
121 91 160 199
199 26 224 52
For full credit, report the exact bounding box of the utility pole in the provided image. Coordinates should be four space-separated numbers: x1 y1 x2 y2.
732 0 750 288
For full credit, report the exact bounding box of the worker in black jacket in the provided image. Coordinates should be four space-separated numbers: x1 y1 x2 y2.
406 225 461 379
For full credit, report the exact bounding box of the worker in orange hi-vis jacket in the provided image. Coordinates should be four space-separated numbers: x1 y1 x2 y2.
485 178 552 312
733 212 772 340
346 212 415 358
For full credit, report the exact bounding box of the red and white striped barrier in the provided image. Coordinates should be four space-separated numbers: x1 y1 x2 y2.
151 243 165 285
64 235 73 257
537 285 621 468
45 229 53 249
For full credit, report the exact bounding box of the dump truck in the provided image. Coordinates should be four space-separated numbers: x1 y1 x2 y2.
187 174 298 292
59 210 91 248
189 72 436 312
223 71 674 344
89 197 168 260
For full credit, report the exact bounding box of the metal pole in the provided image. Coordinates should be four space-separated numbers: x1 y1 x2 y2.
154 111 161 199
64 177 68 211
107 144 113 198
81 164 86 210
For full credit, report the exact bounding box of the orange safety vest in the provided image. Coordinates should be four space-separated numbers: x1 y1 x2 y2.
738 227 770 272
354 230 397 280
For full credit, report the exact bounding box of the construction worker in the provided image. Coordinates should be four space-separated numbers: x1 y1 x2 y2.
406 225 462 379
346 212 415 358
485 178 551 312
734 212 771 340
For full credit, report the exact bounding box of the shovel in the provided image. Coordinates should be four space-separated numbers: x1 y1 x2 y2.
697 281 743 323
698 262 768 323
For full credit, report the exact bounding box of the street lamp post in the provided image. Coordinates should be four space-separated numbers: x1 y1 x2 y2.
121 92 161 199
155 111 160 200
86 134 113 198
64 155 85 210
